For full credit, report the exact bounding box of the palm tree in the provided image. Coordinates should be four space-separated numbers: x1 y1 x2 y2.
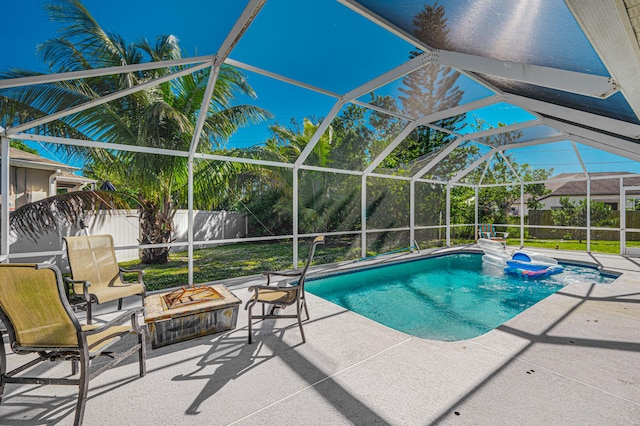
1 0 268 263
242 118 361 235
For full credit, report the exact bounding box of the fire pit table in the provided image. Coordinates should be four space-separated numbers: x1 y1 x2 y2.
144 284 241 349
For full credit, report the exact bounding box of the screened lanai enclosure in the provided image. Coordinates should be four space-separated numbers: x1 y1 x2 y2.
3 0 640 284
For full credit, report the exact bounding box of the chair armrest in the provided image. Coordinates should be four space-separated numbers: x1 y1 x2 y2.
495 232 509 239
262 270 302 285
64 277 91 287
248 284 297 293
82 306 144 337
64 277 91 300
245 285 297 310
119 267 146 286
120 267 145 275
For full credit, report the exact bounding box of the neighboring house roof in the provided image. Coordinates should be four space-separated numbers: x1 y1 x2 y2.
513 172 640 205
1 147 95 186
541 172 640 199
2 147 79 171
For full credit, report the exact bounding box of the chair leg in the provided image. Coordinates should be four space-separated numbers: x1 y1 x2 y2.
74 348 90 426
117 298 123 311
138 328 147 378
296 301 306 344
0 334 6 404
86 301 93 325
247 305 253 344
302 297 310 321
71 360 78 376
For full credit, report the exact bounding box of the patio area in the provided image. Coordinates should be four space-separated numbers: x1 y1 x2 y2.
1 247 638 425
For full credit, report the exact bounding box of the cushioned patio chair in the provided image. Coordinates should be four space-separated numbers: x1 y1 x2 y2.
245 236 324 344
478 224 509 242
0 263 146 426
64 234 145 324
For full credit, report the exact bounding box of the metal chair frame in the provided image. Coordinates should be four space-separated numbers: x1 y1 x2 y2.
0 263 146 426
245 236 324 344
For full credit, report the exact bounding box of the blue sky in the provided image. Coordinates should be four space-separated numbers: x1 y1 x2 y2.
2 0 639 176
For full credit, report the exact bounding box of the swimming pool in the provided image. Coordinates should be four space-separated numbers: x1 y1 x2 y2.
305 253 616 341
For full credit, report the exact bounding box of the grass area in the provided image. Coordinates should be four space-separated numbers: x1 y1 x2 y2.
507 239 621 254
120 240 360 292
120 238 629 291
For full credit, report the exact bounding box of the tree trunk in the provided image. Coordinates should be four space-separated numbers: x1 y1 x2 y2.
138 198 173 264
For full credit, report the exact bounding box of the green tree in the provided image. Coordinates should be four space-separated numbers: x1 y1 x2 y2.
9 140 39 155
1 0 267 263
383 2 464 170
551 196 615 242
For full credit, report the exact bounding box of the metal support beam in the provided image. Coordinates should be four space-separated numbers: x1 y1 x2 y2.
340 0 618 98
225 58 340 99
497 135 568 152
341 54 429 104
445 183 451 246
437 49 618 99
520 184 524 247
365 96 498 176
566 0 640 119
5 62 212 136
187 158 194 286
571 142 589 177
620 177 625 255
0 56 215 90
450 148 498 184
186 65 220 285
465 119 541 143
410 180 415 251
587 178 591 253
364 121 420 174
14 132 297 168
509 94 640 139
544 118 640 161
1 137 9 262
411 138 463 181
293 168 299 269
498 151 523 184
295 102 343 168
361 174 367 259
474 186 479 241
216 0 266 60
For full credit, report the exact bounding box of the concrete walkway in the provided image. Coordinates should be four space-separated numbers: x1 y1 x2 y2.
1 248 639 425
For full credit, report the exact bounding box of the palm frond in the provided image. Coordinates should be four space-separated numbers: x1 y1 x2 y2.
10 190 136 242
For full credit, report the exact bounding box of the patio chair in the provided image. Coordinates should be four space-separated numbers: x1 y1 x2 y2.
245 236 325 344
478 224 509 242
0 263 146 426
64 234 145 324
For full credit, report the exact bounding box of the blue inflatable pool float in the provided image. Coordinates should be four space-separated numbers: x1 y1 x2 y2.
478 238 564 278
504 252 564 278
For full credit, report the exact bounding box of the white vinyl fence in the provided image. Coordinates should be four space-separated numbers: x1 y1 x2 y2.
9 209 247 271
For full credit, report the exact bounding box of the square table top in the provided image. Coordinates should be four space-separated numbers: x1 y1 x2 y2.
144 284 241 323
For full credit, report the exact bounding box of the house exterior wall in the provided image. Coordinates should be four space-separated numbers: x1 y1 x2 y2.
7 166 89 210
11 166 51 209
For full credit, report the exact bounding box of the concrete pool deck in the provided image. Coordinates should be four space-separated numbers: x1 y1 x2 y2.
1 247 639 425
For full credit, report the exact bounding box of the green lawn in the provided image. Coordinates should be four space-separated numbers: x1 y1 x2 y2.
120 238 627 291
508 239 622 254
120 240 360 292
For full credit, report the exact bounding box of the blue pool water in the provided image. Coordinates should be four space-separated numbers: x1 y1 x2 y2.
306 253 616 341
